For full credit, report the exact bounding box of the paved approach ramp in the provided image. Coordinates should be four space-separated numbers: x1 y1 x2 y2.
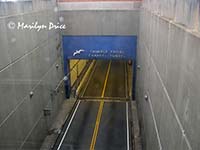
53 60 131 150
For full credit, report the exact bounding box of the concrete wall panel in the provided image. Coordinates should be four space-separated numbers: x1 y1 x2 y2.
137 8 200 150
0 67 16 125
142 0 200 31
153 18 168 84
22 116 48 149
0 0 64 148
12 56 32 103
6 15 26 62
0 18 10 70
22 13 38 53
178 33 200 150
165 25 186 111
60 10 139 35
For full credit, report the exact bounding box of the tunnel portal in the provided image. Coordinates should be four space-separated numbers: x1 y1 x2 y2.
62 35 137 99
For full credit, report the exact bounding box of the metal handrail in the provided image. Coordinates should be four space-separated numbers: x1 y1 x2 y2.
54 60 87 93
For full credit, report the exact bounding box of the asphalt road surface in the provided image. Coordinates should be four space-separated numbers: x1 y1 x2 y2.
104 60 126 98
53 60 130 150
83 60 109 98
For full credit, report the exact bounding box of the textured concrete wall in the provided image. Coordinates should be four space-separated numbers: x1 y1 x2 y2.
60 10 140 35
142 0 200 32
137 8 200 150
0 1 65 149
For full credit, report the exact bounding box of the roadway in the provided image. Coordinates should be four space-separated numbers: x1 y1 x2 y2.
53 60 131 150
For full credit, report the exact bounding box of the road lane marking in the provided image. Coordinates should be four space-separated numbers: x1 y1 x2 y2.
90 61 111 150
90 101 104 150
101 61 111 98
57 100 81 150
79 96 129 100
81 99 129 103
125 62 129 99
126 102 130 150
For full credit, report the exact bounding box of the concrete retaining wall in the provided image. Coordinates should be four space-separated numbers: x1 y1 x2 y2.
137 8 200 150
0 1 65 149
60 10 140 36
142 0 200 32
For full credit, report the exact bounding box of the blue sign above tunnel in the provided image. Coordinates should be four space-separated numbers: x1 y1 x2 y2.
63 36 137 60
62 35 137 99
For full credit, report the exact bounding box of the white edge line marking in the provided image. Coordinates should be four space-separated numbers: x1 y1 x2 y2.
126 102 130 150
57 100 81 150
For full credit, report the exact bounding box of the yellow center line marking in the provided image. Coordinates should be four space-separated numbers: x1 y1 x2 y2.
90 61 111 150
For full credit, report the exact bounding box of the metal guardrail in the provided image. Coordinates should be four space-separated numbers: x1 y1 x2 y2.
51 99 80 150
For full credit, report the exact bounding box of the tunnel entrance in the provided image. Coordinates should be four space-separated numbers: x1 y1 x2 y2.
62 35 137 99
53 35 137 149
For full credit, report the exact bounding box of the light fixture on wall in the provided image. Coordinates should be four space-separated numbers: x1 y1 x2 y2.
144 94 148 101
56 64 59 69
29 91 34 98
137 65 141 70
